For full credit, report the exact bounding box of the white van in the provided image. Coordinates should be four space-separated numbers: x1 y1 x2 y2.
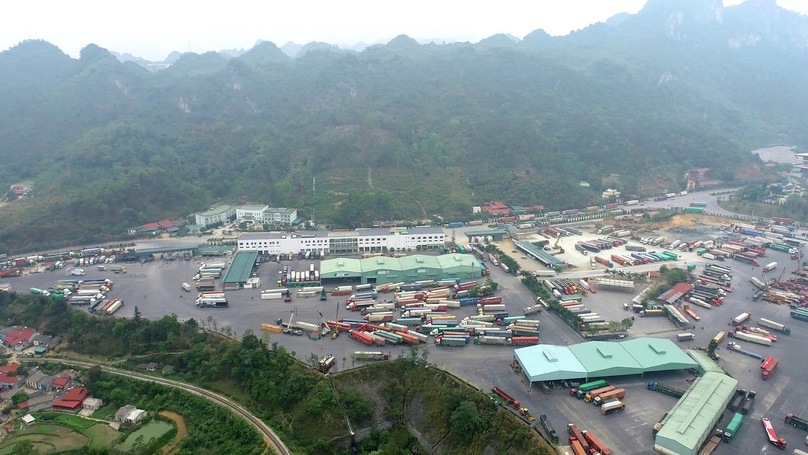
71 268 85 276
181 282 192 292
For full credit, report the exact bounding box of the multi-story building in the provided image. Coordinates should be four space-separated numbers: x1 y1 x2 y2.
235 206 298 225
236 205 269 223
265 207 297 225
194 204 236 227
237 227 445 255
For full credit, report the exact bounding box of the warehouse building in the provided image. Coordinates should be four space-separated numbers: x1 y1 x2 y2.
237 227 445 255
513 338 697 384
320 253 480 285
653 372 738 455
222 251 258 286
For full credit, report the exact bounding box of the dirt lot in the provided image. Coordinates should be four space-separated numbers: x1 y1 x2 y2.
159 411 186 455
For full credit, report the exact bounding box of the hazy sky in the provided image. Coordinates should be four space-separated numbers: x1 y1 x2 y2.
2 0 807 61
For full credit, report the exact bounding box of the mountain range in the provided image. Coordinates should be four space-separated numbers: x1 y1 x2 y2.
0 0 806 252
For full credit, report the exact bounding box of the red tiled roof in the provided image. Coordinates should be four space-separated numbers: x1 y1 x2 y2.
0 364 20 374
0 373 16 385
51 376 70 389
2 328 36 347
156 219 176 229
53 388 89 410
142 222 160 230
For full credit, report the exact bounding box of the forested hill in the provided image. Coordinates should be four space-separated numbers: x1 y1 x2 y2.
1 0 806 252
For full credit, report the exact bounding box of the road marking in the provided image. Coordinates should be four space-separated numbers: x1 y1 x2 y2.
753 375 789 419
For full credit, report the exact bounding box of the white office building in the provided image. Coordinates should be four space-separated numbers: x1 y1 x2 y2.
237 227 445 254
235 205 298 225
194 204 236 227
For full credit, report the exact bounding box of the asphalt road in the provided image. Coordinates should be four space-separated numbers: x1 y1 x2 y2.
19 358 288 455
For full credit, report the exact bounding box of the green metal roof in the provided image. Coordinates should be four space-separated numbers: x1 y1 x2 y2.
435 253 478 270
361 257 402 273
654 372 738 455
514 345 587 382
620 338 698 372
197 245 234 256
397 255 441 271
686 350 726 376
514 338 698 383
135 246 199 255
320 258 363 278
568 341 643 377
222 251 257 285
197 204 235 216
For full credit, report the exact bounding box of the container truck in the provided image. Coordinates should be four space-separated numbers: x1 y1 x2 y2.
734 255 759 266
523 304 542 316
474 336 510 346
676 333 695 342
567 424 590 453
759 318 790 335
434 336 465 347
733 312 752 326
728 329 771 346
762 357 779 380
353 351 389 361
350 330 374 346
105 300 123 315
763 262 778 273
584 386 615 403
724 412 743 442
601 401 625 415
572 379 609 399
592 388 626 406
594 256 614 268
762 417 787 450
791 309 808 323
582 431 612 455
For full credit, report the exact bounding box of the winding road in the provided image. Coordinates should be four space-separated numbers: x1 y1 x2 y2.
20 358 289 455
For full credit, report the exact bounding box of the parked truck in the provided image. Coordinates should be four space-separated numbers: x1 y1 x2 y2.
584 386 615 403
762 357 779 380
647 381 685 398
741 391 756 415
729 390 748 413
491 387 520 410
601 401 625 415
762 417 787 450
701 429 723 455
728 329 772 346
733 312 752 326
784 414 808 431
571 379 608 399
759 318 791 335
539 415 558 443
723 412 743 442
567 424 590 453
593 388 626 406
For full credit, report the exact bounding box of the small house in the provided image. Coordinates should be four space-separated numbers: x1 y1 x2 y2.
21 414 35 426
82 397 103 411
115 405 136 423
161 365 175 375
52 387 89 411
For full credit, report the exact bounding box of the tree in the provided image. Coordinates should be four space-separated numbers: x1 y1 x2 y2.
11 392 29 405
133 305 142 324
10 440 38 455
450 401 483 439
621 317 634 331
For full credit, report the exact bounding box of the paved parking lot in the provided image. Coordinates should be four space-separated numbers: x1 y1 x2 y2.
10 226 808 454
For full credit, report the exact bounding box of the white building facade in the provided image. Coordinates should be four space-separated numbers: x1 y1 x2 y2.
194 204 236 227
237 227 445 254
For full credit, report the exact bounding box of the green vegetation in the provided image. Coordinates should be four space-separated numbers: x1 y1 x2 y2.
2 0 803 250
718 183 808 222
484 243 520 274
2 288 551 453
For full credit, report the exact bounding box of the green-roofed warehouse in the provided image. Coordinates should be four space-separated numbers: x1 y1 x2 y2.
568 341 644 377
320 258 363 283
320 254 481 285
514 338 698 383
222 251 258 286
654 372 738 455
687 350 727 376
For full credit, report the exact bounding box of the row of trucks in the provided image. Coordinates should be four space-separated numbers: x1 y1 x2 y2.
784 413 808 447
728 389 757 415
567 424 613 455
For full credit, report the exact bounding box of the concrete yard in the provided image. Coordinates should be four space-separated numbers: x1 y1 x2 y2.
9 189 808 454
